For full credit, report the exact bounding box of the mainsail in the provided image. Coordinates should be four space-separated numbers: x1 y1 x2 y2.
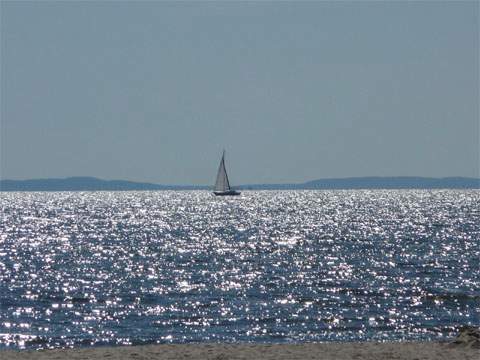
214 151 231 192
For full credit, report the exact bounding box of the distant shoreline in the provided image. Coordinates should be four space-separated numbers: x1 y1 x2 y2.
0 176 479 192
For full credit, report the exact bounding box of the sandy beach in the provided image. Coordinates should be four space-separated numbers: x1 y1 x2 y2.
1 341 478 360
1 326 479 360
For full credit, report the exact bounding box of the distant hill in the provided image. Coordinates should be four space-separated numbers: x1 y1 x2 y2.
0 176 478 192
240 177 479 190
0 177 207 192
300 176 480 190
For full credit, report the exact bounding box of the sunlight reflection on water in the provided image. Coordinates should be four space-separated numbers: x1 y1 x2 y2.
0 190 479 349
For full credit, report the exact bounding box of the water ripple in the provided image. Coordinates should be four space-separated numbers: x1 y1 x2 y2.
0 190 479 349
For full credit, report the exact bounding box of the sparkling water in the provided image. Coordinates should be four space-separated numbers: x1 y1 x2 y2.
0 190 479 349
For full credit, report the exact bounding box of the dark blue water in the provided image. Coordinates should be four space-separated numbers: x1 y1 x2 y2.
0 190 479 349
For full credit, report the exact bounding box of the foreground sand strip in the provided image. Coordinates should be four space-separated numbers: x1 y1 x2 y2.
1 342 479 360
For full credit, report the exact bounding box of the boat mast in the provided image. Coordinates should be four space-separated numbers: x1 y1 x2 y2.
222 150 231 190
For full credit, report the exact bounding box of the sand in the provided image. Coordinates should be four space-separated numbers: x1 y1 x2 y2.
2 328 479 360
0 341 478 360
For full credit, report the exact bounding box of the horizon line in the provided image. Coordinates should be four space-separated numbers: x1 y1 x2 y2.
1 175 479 187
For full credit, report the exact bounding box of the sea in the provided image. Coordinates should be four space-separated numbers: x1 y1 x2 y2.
0 190 479 349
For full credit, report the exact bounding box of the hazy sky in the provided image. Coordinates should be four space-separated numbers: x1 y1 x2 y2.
1 1 478 185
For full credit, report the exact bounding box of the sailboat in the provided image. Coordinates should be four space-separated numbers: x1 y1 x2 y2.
213 150 241 196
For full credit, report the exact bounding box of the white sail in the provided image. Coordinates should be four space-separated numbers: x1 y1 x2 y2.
214 152 231 192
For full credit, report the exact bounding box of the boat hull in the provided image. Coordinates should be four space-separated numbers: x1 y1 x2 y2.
213 190 241 196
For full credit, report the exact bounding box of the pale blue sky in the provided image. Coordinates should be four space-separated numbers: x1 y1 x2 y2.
1 1 478 185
